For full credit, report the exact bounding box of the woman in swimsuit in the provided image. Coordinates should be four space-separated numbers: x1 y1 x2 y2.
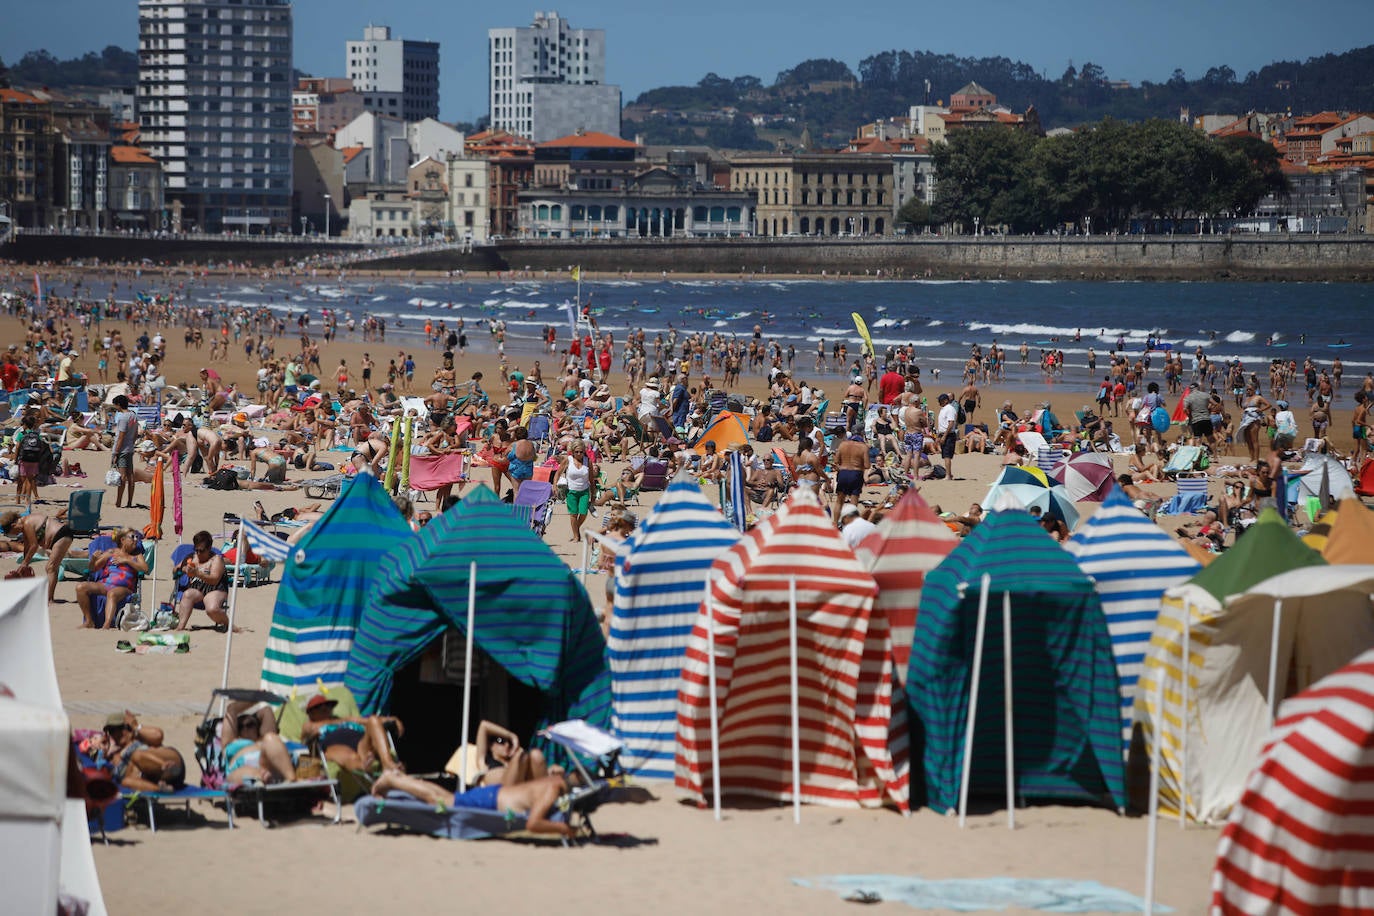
173 529 230 631
481 420 512 494
1 510 78 603
1236 387 1271 464
91 712 187 793
223 713 298 787
469 720 553 787
75 528 148 629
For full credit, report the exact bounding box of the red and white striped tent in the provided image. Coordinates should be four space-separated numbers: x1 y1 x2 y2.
675 486 908 811
856 488 958 681
1211 647 1374 914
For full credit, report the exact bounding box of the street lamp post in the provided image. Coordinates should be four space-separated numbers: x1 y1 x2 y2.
301 216 307 236
973 215 980 237
1086 216 1092 237
322 193 331 238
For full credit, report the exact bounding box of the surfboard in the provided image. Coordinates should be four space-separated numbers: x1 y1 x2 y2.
1330 343 1353 349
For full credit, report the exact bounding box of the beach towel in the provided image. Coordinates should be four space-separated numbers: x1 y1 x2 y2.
794 875 1168 913
407 453 466 491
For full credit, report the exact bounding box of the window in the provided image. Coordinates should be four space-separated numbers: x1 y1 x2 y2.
603 205 617 221
693 206 708 221
571 204 585 220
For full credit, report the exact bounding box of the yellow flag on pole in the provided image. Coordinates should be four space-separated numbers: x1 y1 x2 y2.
851 311 876 358
571 266 581 281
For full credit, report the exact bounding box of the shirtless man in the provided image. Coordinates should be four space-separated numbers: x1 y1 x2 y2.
199 368 228 411
832 430 870 524
959 380 981 421
370 769 576 838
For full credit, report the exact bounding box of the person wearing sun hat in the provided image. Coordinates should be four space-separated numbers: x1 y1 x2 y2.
638 375 662 420
300 693 406 775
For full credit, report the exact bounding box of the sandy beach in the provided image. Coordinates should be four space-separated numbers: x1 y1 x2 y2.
8 300 1355 916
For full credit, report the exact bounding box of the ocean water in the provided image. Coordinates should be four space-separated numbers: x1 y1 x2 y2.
45 275 1374 384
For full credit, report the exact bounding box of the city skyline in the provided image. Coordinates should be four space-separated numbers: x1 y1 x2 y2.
5 0 1374 123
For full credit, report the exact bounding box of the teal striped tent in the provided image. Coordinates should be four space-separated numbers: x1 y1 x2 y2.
907 510 1126 814
260 473 410 694
345 486 612 735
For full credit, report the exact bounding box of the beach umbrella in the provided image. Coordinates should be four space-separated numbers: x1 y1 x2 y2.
726 450 746 531
856 488 957 680
1051 452 1116 503
1170 387 1192 425
982 465 1080 528
142 458 164 541
1212 648 1374 913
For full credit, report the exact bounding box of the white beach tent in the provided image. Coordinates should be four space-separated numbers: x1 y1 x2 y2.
608 473 741 779
0 579 107 915
1065 486 1199 756
1135 550 1374 825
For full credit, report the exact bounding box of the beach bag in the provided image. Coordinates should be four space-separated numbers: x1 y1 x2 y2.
1277 413 1298 438
955 402 967 425
105 469 123 486
204 468 240 491
1134 405 1152 426
1151 407 1170 433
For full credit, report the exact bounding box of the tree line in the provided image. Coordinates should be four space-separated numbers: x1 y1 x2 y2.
902 118 1289 235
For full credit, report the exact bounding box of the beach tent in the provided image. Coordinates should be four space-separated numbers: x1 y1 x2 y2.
0 579 107 915
1212 648 1374 914
907 510 1126 814
260 473 410 693
1303 498 1374 562
1284 451 1355 511
676 486 908 811
608 473 741 779
856 488 957 680
1133 511 1330 824
692 411 750 456
1066 487 1200 756
347 485 611 735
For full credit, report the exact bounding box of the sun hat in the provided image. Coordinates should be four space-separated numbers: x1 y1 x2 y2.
839 503 861 519
104 713 129 729
306 695 338 713
646 377 660 388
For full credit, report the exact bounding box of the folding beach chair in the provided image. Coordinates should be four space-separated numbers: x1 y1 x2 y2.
1036 446 1067 473
194 687 342 828
1163 444 1204 478
305 473 348 499
1160 475 1210 515
527 413 551 446
66 488 105 537
638 459 670 492
512 480 556 535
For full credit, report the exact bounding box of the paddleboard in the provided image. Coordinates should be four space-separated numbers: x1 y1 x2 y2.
1330 343 1353 349
1270 343 1288 348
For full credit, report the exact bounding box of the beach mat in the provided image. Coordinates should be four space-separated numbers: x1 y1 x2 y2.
793 875 1169 912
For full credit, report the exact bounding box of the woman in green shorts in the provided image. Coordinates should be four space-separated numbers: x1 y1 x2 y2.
558 439 596 543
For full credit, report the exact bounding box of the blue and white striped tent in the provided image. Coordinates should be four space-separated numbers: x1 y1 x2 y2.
260 473 410 694
608 473 740 779
1065 486 1200 756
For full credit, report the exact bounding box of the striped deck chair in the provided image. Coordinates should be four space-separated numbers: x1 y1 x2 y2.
133 403 163 430
1161 475 1210 515
1036 446 1067 473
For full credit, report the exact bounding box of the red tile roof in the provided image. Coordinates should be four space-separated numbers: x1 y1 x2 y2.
340 145 365 165
110 145 156 165
539 131 638 149
0 88 42 104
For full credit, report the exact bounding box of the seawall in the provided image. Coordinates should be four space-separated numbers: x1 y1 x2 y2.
7 233 1374 280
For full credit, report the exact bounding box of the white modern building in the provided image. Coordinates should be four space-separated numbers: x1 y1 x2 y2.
488 11 620 142
347 25 440 123
136 0 294 232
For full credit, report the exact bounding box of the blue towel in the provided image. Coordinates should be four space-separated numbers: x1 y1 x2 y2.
1161 492 1207 516
794 875 1170 913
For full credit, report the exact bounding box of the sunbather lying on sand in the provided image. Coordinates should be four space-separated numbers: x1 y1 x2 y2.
370 770 575 837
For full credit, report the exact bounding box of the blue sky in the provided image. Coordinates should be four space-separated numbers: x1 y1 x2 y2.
6 0 1374 122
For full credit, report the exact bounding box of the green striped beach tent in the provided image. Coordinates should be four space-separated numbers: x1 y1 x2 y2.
260 472 410 694
908 509 1126 814
346 485 612 734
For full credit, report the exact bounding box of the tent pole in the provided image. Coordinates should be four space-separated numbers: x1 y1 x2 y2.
1144 669 1164 916
788 575 801 825
1002 589 1014 831
704 576 721 822
458 560 477 793
580 536 589 587
219 523 246 693
1180 599 1190 828
958 574 992 828
1267 599 1282 723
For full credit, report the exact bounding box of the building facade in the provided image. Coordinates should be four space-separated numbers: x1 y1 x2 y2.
446 156 490 242
109 145 165 229
137 0 294 232
519 168 752 238
488 12 619 142
730 153 895 237
292 77 364 135
346 25 440 123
